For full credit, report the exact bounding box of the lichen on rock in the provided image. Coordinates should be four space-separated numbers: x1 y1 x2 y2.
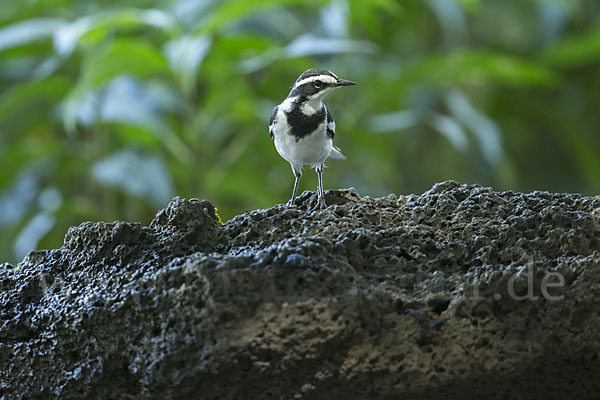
1 181 600 399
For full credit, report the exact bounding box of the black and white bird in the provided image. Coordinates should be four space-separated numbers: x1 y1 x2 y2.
269 69 356 210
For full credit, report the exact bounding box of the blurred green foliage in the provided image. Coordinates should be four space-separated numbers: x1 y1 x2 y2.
1 0 600 263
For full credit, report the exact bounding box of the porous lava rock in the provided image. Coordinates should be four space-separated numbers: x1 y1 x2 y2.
1 181 600 399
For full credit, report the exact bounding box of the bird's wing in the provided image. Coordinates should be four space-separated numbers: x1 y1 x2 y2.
269 105 279 139
325 105 335 139
325 106 345 159
329 144 346 160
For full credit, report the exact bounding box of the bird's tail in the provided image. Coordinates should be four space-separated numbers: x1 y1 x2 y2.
329 145 346 160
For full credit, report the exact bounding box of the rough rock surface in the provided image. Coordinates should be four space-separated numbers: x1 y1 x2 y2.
1 181 600 399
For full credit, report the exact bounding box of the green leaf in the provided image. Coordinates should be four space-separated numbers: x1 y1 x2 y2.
52 16 96 57
542 28 600 67
81 8 180 44
445 89 502 164
454 0 481 12
0 77 70 139
349 0 402 16
240 34 377 71
285 34 377 57
91 149 174 207
163 35 212 93
0 18 65 52
428 113 468 152
82 38 170 87
99 75 192 163
0 166 41 228
14 211 56 261
197 0 329 34
400 50 560 88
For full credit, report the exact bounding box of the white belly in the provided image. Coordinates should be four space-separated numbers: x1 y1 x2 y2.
273 113 332 168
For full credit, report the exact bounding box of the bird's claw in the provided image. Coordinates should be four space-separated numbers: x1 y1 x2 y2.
309 198 326 212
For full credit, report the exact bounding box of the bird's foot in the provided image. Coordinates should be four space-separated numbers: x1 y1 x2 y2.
309 197 326 212
287 199 296 207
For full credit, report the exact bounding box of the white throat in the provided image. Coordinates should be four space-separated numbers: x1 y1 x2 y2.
301 98 323 115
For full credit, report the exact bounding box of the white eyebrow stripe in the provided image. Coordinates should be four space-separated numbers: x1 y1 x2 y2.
294 75 337 88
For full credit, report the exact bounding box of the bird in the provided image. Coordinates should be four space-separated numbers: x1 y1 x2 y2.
269 69 356 211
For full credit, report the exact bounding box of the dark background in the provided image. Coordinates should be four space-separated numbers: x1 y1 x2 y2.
1 0 599 263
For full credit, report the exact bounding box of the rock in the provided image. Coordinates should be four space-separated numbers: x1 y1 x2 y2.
1 182 600 399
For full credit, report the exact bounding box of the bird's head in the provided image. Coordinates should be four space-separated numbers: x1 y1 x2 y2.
290 69 356 102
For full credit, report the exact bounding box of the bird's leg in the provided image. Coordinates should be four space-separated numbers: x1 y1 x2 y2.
311 164 326 211
288 165 302 206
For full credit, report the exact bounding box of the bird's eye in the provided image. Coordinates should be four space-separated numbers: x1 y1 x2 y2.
313 80 322 89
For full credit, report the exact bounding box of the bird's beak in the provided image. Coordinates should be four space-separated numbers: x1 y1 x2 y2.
335 79 357 87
